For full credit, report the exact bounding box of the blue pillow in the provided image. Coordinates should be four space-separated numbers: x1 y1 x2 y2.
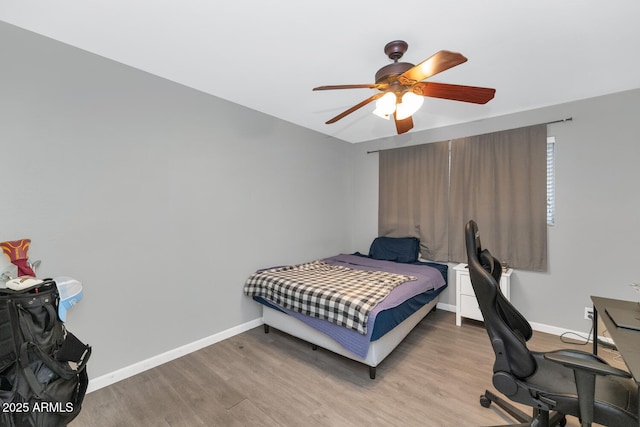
368 236 420 263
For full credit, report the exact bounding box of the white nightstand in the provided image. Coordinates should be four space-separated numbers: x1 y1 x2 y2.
454 263 512 326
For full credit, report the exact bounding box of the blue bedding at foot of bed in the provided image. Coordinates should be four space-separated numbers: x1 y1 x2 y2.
370 286 445 340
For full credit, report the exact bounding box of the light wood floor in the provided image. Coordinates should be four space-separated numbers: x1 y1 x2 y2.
70 309 625 426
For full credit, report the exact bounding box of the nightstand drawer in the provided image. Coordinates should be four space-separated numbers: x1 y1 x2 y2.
455 263 512 326
459 274 475 296
460 294 483 321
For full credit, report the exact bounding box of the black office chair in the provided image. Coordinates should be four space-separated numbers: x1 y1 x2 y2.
464 220 639 427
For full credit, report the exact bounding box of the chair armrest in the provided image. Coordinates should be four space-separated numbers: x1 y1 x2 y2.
544 351 632 378
544 350 632 425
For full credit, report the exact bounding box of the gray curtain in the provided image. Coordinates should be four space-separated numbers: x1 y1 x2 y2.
448 124 548 270
377 124 548 271
378 141 449 261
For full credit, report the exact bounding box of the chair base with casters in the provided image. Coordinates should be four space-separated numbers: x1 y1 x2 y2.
480 389 567 427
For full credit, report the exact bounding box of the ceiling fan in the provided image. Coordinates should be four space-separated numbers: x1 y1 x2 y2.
313 40 496 135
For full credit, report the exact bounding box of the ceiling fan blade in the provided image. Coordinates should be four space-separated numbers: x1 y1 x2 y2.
313 84 383 91
394 113 414 134
398 50 468 84
412 82 496 104
325 93 384 124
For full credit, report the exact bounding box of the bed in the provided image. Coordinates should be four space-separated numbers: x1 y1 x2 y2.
243 237 448 379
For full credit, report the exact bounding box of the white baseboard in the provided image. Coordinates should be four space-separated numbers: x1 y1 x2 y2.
436 302 456 312
529 320 615 345
86 318 262 393
529 320 591 341
438 304 599 343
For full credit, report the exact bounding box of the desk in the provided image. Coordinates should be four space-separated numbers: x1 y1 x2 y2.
591 296 640 425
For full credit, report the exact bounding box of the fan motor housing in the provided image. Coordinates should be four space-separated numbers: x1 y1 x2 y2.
375 62 414 84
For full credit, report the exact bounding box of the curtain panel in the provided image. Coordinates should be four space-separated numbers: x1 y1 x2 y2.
377 124 548 271
448 124 548 271
378 141 450 261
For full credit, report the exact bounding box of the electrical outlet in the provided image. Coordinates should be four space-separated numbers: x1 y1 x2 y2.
584 307 594 320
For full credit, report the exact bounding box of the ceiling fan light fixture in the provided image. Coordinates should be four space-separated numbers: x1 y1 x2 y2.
373 92 397 119
395 92 424 120
313 41 494 135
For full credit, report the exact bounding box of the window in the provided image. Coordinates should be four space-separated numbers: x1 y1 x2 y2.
547 137 555 226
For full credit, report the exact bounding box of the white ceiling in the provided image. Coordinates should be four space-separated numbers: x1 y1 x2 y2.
2 1 639 143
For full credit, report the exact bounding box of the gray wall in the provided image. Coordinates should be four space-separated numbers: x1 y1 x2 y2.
350 88 640 334
0 22 353 379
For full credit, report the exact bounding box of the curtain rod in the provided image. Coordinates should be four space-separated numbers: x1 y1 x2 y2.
366 117 573 154
546 117 573 125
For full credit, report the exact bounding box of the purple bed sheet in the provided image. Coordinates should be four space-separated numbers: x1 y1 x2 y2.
260 254 446 359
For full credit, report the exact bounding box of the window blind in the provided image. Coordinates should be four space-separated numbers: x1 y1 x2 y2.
547 137 555 226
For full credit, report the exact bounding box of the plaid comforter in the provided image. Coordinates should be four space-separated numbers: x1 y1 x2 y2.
243 260 416 334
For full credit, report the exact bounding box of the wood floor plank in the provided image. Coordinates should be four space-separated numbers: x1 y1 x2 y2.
71 310 621 426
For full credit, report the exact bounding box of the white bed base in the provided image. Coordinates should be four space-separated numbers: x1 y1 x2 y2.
261 295 440 378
